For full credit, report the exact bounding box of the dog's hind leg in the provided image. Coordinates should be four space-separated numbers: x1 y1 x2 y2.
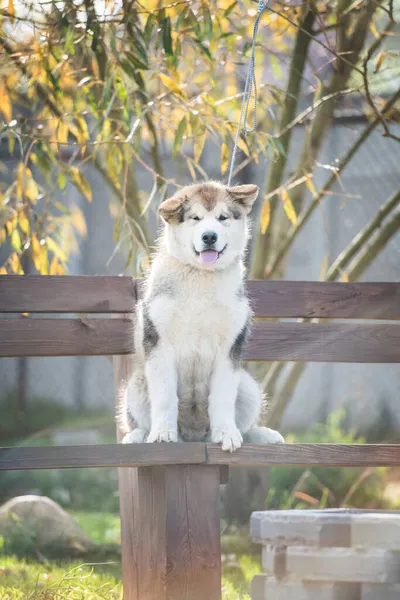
121 369 151 443
236 370 284 444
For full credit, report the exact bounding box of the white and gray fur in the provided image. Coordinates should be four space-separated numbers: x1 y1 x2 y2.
118 181 284 451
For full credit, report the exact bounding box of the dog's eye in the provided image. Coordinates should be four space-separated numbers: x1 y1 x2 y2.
218 215 228 222
191 215 201 221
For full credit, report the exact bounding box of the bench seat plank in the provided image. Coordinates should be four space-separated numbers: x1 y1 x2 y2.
1 443 400 470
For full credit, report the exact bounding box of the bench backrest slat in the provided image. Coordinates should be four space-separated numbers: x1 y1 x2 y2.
0 318 132 357
1 319 400 363
0 275 136 313
1 277 400 319
248 280 400 319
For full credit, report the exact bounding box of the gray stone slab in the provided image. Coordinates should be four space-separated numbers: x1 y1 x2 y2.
285 547 400 583
362 583 400 600
251 510 354 547
252 575 360 600
352 513 400 550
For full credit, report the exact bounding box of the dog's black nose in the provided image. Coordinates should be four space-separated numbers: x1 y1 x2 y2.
202 231 218 246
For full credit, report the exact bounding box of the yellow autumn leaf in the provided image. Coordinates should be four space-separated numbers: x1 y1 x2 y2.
236 136 249 157
57 121 69 145
9 252 21 274
46 236 67 262
194 131 207 164
71 205 88 237
260 199 271 234
70 167 92 202
50 256 66 275
369 22 379 39
8 0 14 20
375 51 386 73
305 175 317 197
25 175 39 203
31 234 41 271
159 73 182 95
0 79 12 122
221 142 229 174
0 267 7 274
281 189 297 225
18 212 30 235
339 268 349 282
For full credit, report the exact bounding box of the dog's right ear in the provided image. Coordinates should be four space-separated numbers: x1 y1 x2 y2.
159 192 187 223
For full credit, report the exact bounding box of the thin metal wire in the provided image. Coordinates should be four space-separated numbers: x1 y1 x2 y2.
227 0 270 187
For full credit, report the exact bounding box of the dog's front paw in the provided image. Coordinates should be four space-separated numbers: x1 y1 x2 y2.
122 429 148 444
212 427 243 452
147 428 178 443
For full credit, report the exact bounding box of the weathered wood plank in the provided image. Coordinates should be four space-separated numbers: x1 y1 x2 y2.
2 277 398 319
166 466 221 600
2 319 400 362
0 275 136 313
247 281 400 319
1 443 400 470
0 443 206 470
207 443 400 467
0 318 133 357
244 322 400 363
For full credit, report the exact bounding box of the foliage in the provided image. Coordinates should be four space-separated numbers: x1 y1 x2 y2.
1 1 398 277
267 410 390 511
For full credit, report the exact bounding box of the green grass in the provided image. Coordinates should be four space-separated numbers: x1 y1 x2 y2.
0 554 255 599
0 557 122 599
1 511 258 598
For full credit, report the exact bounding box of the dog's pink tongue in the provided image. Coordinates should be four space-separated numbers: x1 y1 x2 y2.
200 250 218 265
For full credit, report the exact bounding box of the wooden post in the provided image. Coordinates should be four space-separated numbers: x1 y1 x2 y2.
119 465 222 600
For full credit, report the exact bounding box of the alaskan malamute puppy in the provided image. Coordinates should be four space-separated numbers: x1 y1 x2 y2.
120 181 284 451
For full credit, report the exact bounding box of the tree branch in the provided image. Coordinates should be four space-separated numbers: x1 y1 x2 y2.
250 6 316 279
265 86 400 278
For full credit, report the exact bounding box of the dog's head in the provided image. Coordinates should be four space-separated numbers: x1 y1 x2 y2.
158 181 258 270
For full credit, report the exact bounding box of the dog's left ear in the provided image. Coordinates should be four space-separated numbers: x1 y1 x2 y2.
226 184 259 214
159 192 186 223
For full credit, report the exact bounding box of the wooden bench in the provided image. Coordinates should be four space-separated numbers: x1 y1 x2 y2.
0 275 399 600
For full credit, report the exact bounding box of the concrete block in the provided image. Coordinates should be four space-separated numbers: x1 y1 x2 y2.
252 575 360 600
285 547 400 583
352 513 400 550
262 545 286 578
251 509 353 547
362 583 400 600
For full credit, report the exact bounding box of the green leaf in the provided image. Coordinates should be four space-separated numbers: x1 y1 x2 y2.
194 39 212 62
140 178 158 216
173 116 187 157
203 5 213 39
126 51 148 71
144 14 155 46
162 17 173 56
224 2 237 17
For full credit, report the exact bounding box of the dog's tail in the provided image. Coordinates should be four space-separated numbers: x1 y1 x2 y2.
113 354 135 440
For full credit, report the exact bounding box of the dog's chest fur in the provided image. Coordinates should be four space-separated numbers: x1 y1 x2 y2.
143 257 249 439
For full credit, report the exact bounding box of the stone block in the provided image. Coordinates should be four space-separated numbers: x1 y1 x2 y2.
352 513 400 550
252 575 360 600
362 583 400 600
262 545 286 578
285 547 400 583
251 509 354 547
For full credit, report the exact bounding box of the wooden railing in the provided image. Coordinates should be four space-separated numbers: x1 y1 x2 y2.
0 275 399 600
